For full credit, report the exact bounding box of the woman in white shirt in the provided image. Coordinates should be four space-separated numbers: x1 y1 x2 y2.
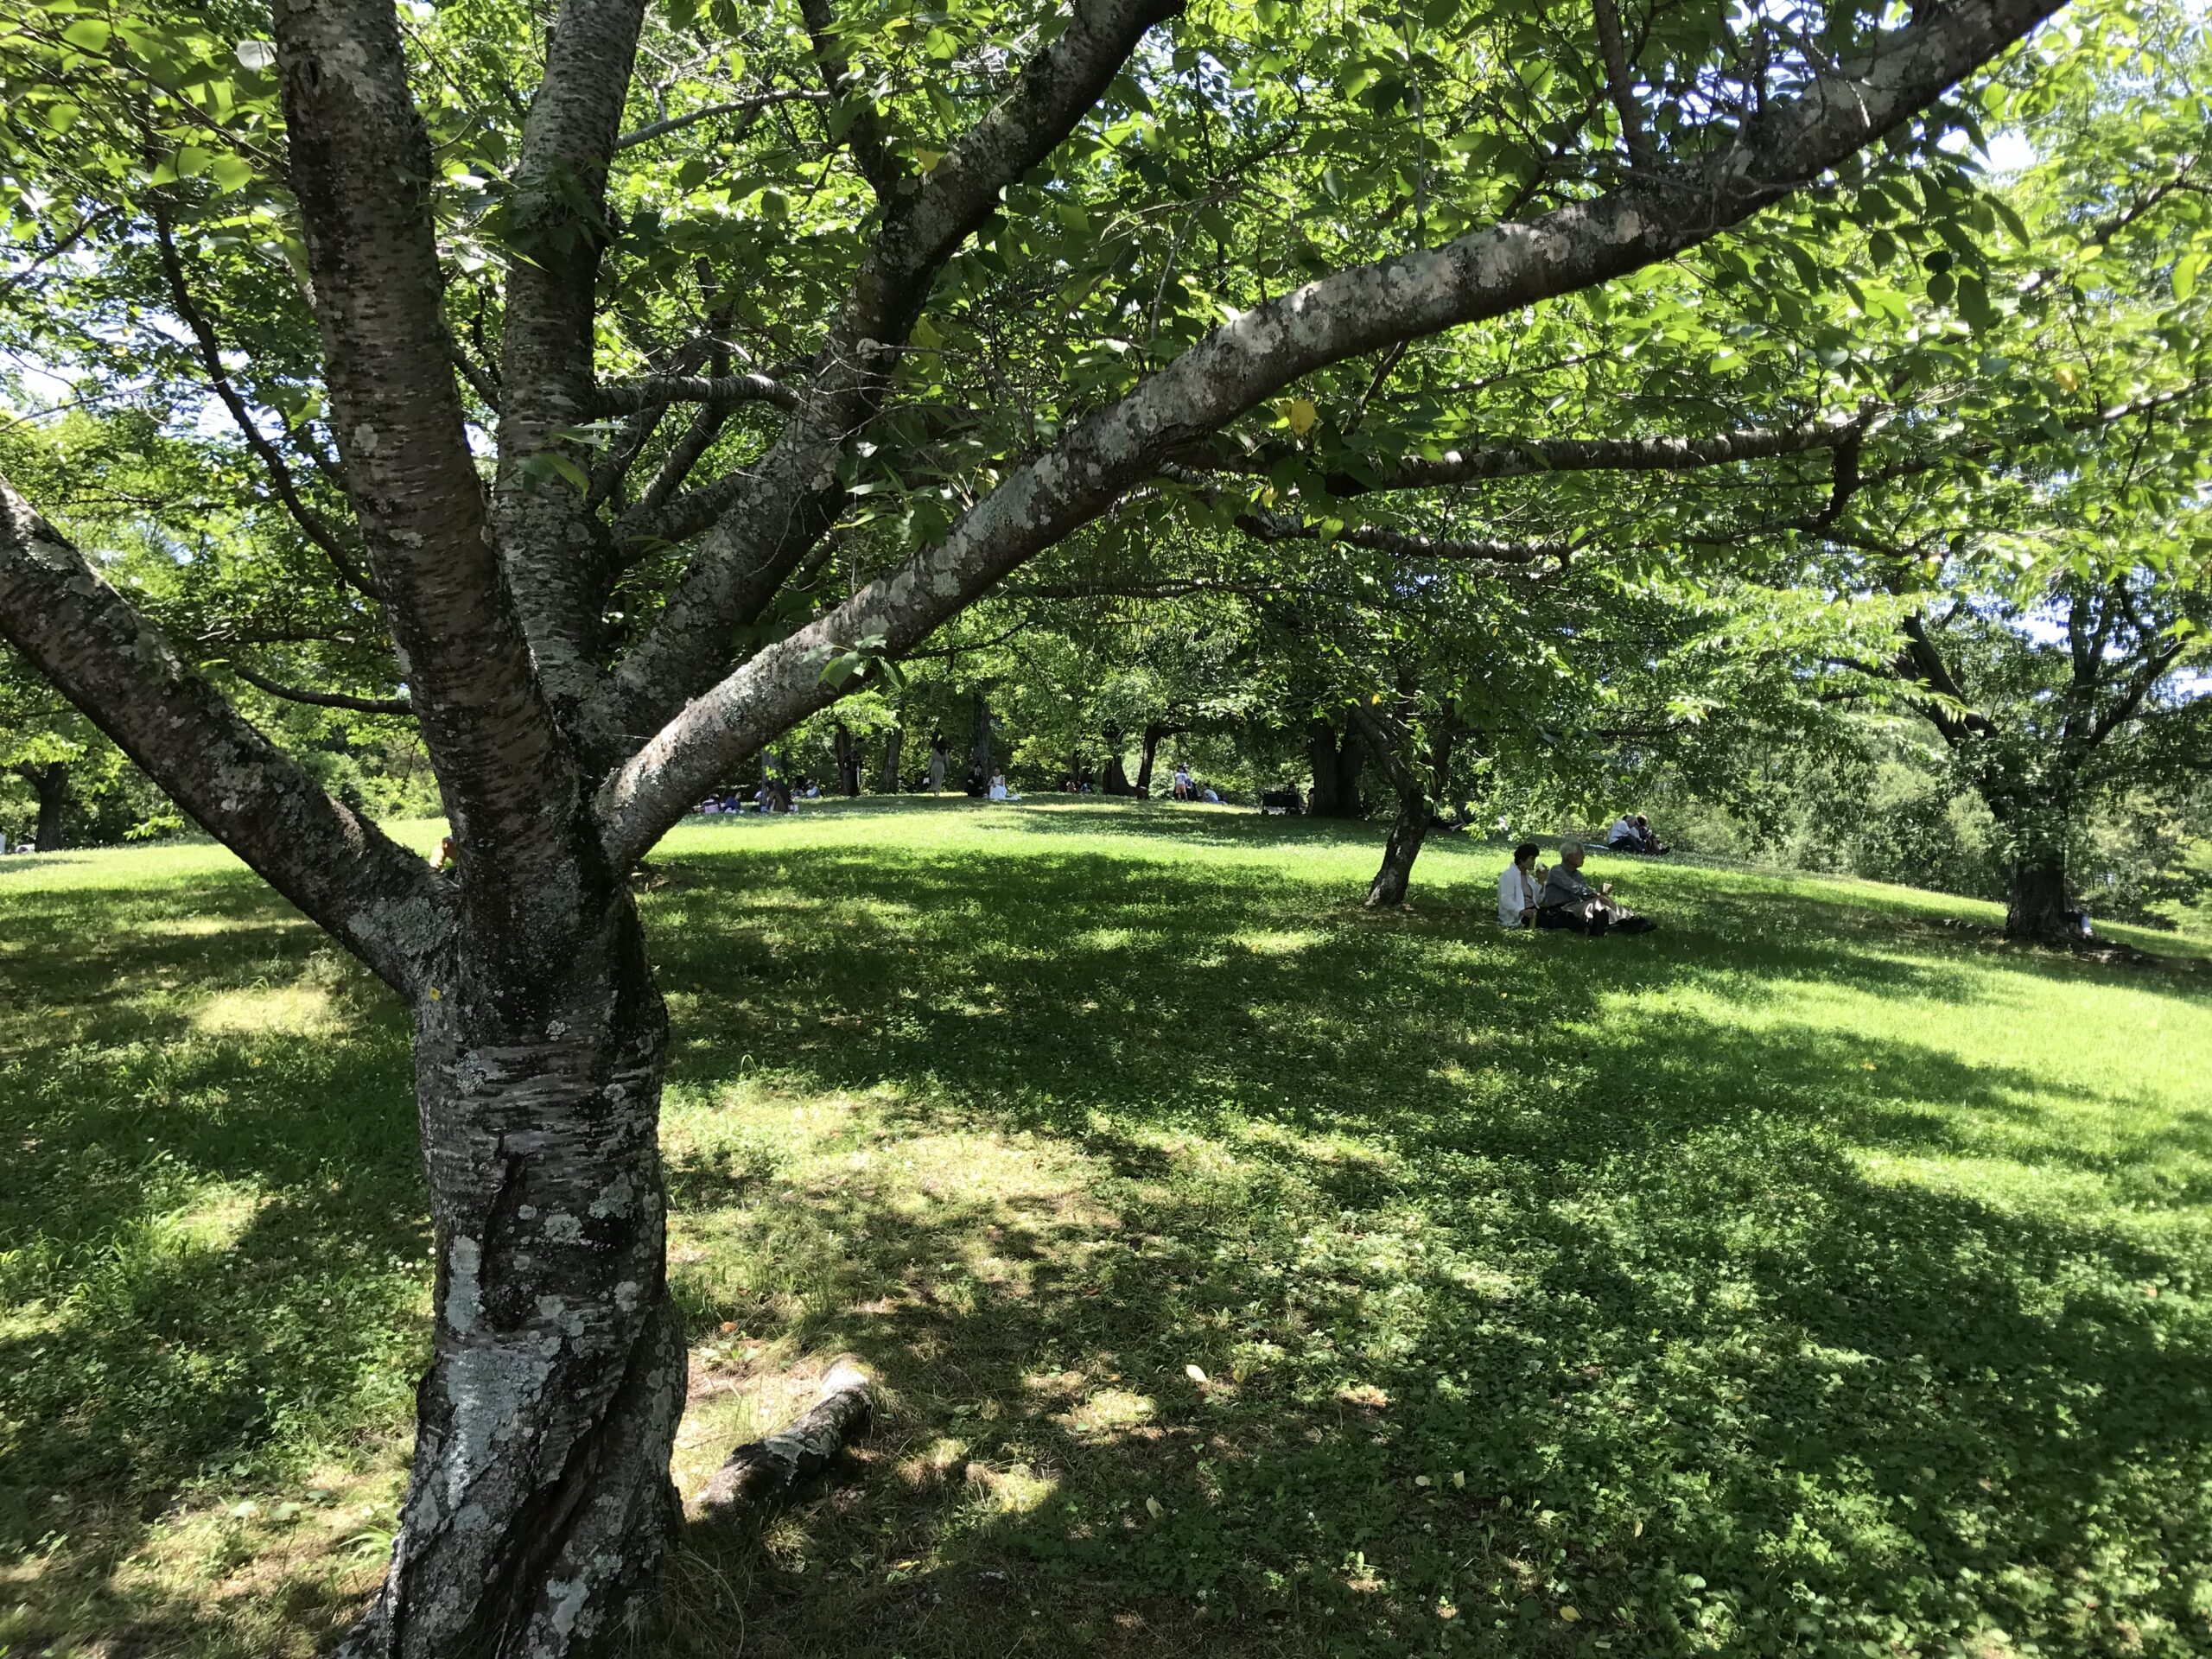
1497 842 1543 927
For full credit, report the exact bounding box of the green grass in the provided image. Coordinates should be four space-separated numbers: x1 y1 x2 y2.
3 800 2209 1658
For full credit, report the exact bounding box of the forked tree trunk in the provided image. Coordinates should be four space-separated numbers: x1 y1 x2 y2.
874 725 903 793
345 903 687 1659
24 761 67 850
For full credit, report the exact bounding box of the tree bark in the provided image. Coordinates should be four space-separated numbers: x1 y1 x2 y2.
2005 846 2077 944
963 691 994 795
1355 709 1453 909
343 906 686 1659
22 761 67 851
874 724 904 794
1099 722 1135 794
1306 718 1366 819
1134 722 1173 796
1366 797 1429 908
832 721 861 797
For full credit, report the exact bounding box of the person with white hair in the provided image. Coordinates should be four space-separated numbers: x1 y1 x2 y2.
1537 839 1656 934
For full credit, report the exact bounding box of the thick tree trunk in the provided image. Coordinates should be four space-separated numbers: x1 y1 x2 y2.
2005 849 2077 944
345 906 686 1659
1099 722 1135 794
1366 798 1428 908
24 761 67 851
1306 718 1366 818
1134 723 1169 796
832 721 861 798
963 691 993 796
874 725 903 794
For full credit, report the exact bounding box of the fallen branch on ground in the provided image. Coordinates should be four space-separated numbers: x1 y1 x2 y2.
697 1357 875 1519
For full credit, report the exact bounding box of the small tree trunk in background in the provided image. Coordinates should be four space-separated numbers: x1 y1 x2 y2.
1363 722 1452 908
833 721 861 797
343 904 686 1659
1135 723 1169 796
874 725 904 793
1365 799 1428 908
964 691 993 795
1306 718 1365 818
1100 722 1134 794
25 761 67 850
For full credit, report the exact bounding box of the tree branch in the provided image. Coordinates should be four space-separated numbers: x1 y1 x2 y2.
594 0 1188 763
225 658 416 716
593 0 2066 868
150 200 379 602
0 470 443 992
1185 408 1877 497
1592 0 1655 168
274 0 591 941
588 372 804 415
613 87 830 151
489 0 652 727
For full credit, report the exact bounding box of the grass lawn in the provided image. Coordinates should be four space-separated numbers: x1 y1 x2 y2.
3 799 2209 1658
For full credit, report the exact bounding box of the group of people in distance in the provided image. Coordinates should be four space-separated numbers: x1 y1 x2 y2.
1171 763 1221 804
1497 831 1660 936
696 777 825 815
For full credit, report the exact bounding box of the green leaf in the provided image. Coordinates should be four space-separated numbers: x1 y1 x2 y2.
60 19 111 51
2174 252 2204 302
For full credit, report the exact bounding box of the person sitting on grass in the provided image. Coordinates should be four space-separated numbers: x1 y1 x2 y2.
1497 841 1543 927
988 770 1021 802
1634 814 1668 855
1537 839 1656 934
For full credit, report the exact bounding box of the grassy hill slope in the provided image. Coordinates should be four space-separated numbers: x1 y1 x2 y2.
2 799 2208 1658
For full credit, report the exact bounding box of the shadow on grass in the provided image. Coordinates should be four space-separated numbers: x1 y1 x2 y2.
0 872 424 1656
2 819 2208 1658
634 836 2212 1657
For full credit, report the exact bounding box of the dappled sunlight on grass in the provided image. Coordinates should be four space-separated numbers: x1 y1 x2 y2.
3 803 2209 1656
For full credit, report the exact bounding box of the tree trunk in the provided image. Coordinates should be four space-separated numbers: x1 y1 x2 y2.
1306 718 1365 819
1134 723 1169 797
24 761 67 850
963 691 993 796
344 906 687 1659
2005 848 2077 944
1099 722 1134 794
832 721 861 798
874 725 903 794
1366 798 1429 908
1360 717 1454 908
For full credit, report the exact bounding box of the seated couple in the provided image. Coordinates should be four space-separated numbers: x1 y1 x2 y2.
1497 840 1656 934
1606 813 1668 855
